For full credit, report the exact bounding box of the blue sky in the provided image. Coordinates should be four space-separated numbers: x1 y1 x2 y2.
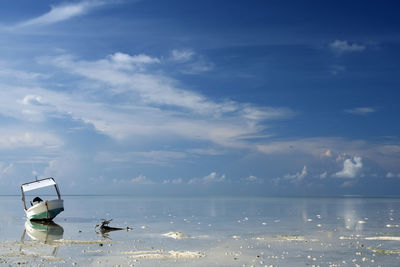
0 0 399 195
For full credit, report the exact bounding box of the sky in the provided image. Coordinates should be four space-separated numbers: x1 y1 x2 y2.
0 0 399 196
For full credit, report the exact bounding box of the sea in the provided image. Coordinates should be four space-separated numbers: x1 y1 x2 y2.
0 195 399 266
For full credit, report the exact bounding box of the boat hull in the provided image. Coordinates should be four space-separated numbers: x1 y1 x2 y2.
25 199 64 221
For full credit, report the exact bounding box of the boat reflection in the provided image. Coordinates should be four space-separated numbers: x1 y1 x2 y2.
19 220 64 258
23 220 64 244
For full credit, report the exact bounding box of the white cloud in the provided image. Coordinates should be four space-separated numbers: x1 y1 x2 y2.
256 137 400 170
96 150 186 166
20 95 44 105
163 178 183 184
170 49 195 62
257 138 345 157
0 83 263 147
36 52 292 147
188 148 225 156
43 153 92 187
341 180 356 187
0 130 63 149
243 175 264 184
130 175 154 184
169 49 213 74
111 52 160 64
284 166 307 183
330 40 366 53
188 172 226 184
241 105 294 121
109 52 160 70
42 53 232 114
345 107 376 115
0 85 71 122
0 65 46 81
203 172 226 183
17 1 108 27
0 163 14 176
182 59 214 74
319 171 328 179
132 151 187 165
335 156 362 178
386 172 400 178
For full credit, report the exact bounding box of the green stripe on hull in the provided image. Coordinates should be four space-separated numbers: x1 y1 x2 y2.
30 208 64 221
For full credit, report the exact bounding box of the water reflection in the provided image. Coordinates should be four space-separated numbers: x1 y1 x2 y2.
19 220 64 258
24 220 64 244
343 198 365 232
95 219 126 239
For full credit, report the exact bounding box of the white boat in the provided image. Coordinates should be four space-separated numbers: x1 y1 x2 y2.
21 177 64 221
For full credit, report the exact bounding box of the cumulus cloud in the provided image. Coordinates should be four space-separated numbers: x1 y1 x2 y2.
243 175 264 184
17 0 108 27
20 95 45 105
188 172 226 184
330 40 366 53
256 137 400 170
345 107 376 115
130 175 154 184
284 166 307 183
335 156 363 178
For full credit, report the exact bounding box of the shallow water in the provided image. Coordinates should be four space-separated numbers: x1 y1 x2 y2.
0 196 399 266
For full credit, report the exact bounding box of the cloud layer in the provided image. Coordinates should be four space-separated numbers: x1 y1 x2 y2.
17 0 108 27
35 52 292 148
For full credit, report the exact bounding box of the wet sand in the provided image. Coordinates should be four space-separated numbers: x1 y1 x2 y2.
2 230 400 266
0 196 400 266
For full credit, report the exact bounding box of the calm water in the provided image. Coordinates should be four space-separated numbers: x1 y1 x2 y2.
0 196 399 266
